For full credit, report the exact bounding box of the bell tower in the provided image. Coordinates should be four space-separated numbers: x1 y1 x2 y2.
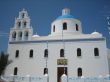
9 9 33 41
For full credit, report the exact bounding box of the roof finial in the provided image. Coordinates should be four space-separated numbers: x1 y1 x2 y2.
62 8 70 16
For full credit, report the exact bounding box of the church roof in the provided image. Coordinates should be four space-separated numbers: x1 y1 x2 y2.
56 14 76 20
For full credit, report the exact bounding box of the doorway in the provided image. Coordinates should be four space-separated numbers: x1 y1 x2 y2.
57 67 67 82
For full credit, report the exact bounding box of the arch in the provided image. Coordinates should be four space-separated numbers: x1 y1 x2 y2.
14 67 18 75
60 49 64 57
24 31 28 40
15 50 19 58
18 22 21 27
44 68 48 74
77 68 82 77
44 49 48 57
12 31 16 40
22 13 25 18
77 48 81 57
18 31 22 40
30 49 33 58
63 22 67 30
76 24 79 31
53 25 55 32
23 21 27 27
94 48 99 56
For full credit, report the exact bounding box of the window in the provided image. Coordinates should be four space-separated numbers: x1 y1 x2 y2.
53 25 55 32
94 48 99 56
14 67 18 75
76 24 79 31
44 49 48 57
63 22 67 30
60 49 64 57
44 68 48 74
15 50 19 58
78 68 82 77
77 48 81 57
30 49 33 58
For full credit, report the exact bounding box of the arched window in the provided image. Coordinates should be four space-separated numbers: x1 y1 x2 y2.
77 48 81 57
60 49 64 57
14 67 18 75
44 49 48 57
94 48 99 56
77 68 82 77
18 32 22 40
76 24 79 31
63 22 67 30
12 32 16 40
15 50 19 58
24 31 28 40
30 49 33 58
24 21 27 27
44 68 48 74
53 25 55 32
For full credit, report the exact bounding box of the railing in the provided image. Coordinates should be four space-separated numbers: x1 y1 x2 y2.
2 75 48 82
61 74 110 82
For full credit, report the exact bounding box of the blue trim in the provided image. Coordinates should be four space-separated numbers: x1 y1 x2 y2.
56 15 76 20
9 38 105 44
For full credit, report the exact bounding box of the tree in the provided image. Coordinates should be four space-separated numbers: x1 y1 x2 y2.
0 51 11 78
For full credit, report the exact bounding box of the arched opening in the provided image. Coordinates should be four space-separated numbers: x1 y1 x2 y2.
18 32 22 40
12 32 16 40
60 49 64 57
24 21 27 27
44 49 48 58
44 68 48 74
14 67 18 75
30 49 33 58
76 24 79 31
63 22 67 30
94 48 99 56
24 31 28 40
77 48 81 57
22 13 25 18
18 22 21 27
77 68 82 77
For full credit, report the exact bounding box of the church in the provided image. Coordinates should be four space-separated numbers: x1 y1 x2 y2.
4 8 109 82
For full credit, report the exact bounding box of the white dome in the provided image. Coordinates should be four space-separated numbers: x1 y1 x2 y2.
91 31 101 35
32 34 39 37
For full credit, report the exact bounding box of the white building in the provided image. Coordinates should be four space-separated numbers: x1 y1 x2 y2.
5 8 109 82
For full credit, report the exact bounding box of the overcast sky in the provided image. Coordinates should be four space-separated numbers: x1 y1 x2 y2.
0 0 110 52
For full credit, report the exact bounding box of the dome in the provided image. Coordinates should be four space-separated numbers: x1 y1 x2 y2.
91 31 101 35
32 34 39 37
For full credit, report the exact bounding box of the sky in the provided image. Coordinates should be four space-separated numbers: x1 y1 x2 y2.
0 0 110 52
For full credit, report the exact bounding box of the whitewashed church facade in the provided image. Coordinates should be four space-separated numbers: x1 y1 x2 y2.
5 8 109 82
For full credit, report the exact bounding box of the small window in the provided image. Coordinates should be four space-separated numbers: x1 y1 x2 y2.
78 68 82 77
44 49 48 57
94 48 99 56
53 25 55 32
63 22 67 30
14 67 18 75
15 50 19 58
76 24 79 31
30 49 33 58
24 31 28 40
60 49 64 57
77 48 81 57
44 68 48 74
18 32 22 40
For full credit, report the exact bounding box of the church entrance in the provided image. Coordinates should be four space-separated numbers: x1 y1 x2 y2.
57 67 67 82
